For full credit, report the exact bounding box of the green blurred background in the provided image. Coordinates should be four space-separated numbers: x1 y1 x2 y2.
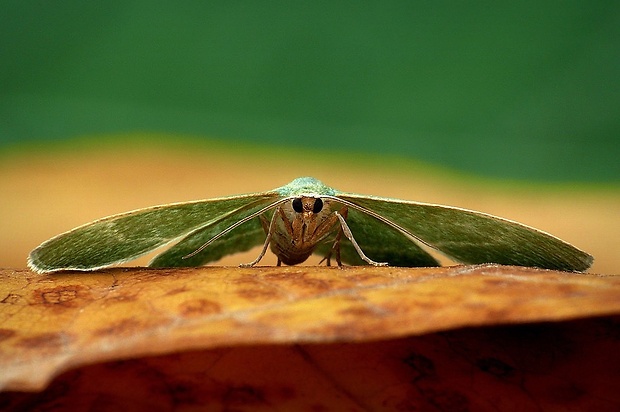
2 1 618 182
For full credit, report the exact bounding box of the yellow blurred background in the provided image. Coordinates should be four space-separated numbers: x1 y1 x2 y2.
2 136 617 274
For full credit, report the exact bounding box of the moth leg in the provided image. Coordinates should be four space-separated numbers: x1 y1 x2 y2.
318 206 350 267
318 241 336 267
335 211 388 266
332 207 347 266
321 232 343 267
240 209 279 267
319 230 341 267
313 211 345 266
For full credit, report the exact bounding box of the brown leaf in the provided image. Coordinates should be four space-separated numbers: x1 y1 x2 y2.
1 265 619 410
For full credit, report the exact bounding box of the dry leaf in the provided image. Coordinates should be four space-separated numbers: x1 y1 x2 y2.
1 265 619 411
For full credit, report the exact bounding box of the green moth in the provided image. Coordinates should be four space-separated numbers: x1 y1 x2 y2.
28 177 593 273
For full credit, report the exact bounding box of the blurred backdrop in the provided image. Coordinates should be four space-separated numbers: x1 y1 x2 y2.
1 2 618 272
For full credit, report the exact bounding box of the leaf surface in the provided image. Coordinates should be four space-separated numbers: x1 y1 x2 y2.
1 265 618 394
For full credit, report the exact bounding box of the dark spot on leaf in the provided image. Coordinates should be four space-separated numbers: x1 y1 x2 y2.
482 278 511 288
165 286 189 296
1 293 22 305
33 285 89 309
16 332 72 349
223 385 266 406
476 357 515 378
0 328 16 342
94 318 142 337
179 299 221 317
404 352 435 381
232 275 282 301
344 273 382 283
237 287 281 301
167 380 203 405
293 276 333 292
339 303 388 319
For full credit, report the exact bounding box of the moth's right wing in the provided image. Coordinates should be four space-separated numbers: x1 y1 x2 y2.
315 205 440 267
337 193 593 272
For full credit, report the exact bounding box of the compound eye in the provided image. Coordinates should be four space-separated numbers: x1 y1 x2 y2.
292 198 303 213
313 198 323 213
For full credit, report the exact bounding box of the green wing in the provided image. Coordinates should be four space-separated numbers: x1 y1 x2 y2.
28 193 279 273
337 193 593 272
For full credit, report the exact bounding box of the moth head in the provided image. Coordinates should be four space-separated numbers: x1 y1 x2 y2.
292 197 323 215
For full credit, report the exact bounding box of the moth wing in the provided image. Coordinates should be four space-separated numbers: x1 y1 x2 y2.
28 193 279 273
337 194 593 272
315 206 440 266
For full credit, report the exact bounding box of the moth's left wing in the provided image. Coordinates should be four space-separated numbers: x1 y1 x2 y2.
337 193 593 272
315 205 440 267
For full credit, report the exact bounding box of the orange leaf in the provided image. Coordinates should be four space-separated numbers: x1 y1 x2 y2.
1 265 619 410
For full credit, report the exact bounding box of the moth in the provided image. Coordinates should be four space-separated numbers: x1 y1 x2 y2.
28 176 593 273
